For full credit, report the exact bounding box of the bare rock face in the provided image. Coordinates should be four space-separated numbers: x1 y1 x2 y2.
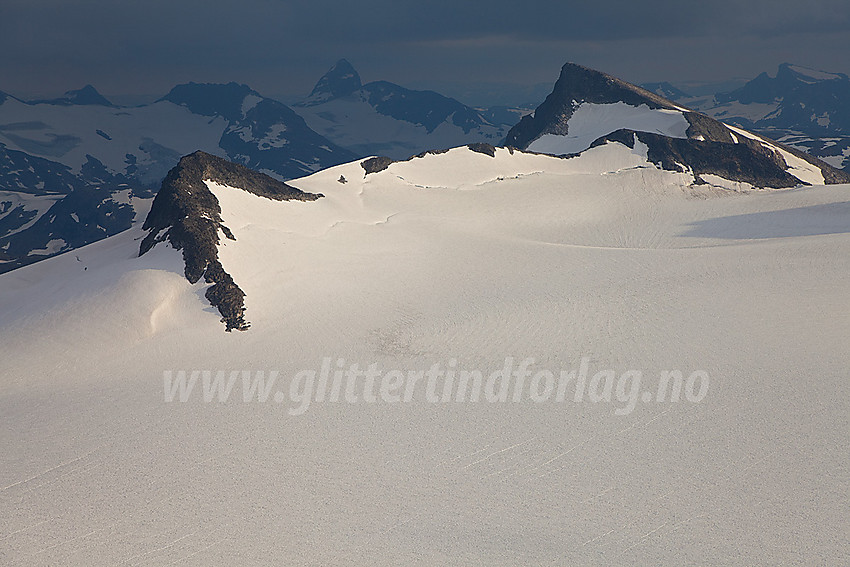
592 129 800 188
361 156 394 175
140 151 321 331
467 143 497 157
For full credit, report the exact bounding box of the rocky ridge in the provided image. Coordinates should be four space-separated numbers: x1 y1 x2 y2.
139 151 322 330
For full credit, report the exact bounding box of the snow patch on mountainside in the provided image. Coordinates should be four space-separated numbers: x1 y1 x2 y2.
527 102 689 155
27 238 67 255
0 191 62 237
241 94 262 116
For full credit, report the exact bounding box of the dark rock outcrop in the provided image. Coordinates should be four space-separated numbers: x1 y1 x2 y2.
467 143 496 157
592 130 800 188
683 112 736 144
360 148 461 176
160 82 255 122
361 156 394 175
139 151 321 331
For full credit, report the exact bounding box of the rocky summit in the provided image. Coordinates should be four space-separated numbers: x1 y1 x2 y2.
139 151 322 331
506 62 850 188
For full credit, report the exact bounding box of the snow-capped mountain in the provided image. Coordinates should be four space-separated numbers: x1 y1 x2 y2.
686 63 850 170
506 62 850 187
711 63 849 134
159 82 356 179
0 82 355 187
2 135 850 564
292 59 509 159
0 83 355 272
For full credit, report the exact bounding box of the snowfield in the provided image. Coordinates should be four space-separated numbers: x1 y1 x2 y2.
527 102 690 155
1 144 849 565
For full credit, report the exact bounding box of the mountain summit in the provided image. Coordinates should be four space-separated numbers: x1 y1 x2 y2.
139 151 321 330
506 62 850 187
505 62 682 149
304 58 363 104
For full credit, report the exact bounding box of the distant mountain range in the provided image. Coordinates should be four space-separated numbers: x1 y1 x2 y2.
0 63 523 273
3 60 850 275
642 63 850 171
292 59 510 159
0 83 356 273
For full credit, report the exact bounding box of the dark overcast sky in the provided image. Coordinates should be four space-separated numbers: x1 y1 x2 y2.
3 0 850 105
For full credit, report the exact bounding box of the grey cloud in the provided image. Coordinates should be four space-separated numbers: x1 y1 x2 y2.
1 0 849 101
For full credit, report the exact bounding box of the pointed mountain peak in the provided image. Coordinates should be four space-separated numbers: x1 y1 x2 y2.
505 62 678 149
303 59 362 104
139 151 322 331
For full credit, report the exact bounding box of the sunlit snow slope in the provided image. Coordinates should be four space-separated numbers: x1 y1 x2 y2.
1 145 849 566
527 101 690 155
